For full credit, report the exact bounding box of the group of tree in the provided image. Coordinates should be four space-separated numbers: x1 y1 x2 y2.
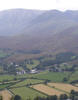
34 94 68 100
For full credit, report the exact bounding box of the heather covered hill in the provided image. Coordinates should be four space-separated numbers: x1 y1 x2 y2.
0 9 78 61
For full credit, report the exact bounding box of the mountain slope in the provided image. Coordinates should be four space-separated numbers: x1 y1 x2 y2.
0 9 45 36
20 10 78 36
0 9 78 62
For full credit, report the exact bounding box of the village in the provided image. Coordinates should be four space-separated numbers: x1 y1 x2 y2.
11 62 74 75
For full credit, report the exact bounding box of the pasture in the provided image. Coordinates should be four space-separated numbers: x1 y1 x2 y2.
10 87 46 100
10 79 44 88
34 71 69 82
9 78 46 100
27 60 40 70
31 84 64 96
48 83 78 93
0 84 10 89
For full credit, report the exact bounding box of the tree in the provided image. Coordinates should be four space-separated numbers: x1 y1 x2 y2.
70 90 78 100
59 94 68 100
44 80 50 85
70 90 75 95
14 95 21 100
63 77 68 82
0 96 3 100
50 95 57 100
34 96 42 100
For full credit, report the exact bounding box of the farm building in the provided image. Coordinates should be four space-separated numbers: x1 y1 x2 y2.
30 69 38 74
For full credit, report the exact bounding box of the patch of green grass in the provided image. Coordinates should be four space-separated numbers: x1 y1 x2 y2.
11 79 44 87
0 84 11 89
34 71 70 82
10 87 46 100
0 75 15 82
27 60 40 70
0 74 33 82
0 71 70 83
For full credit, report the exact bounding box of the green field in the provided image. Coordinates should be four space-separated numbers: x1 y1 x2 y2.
0 75 15 82
0 71 70 82
0 84 10 89
11 79 44 87
10 86 46 100
27 60 40 70
0 70 76 100
34 71 70 82
9 78 46 100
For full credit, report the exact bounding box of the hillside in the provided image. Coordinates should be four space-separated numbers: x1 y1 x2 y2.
0 9 78 62
0 9 45 36
0 9 78 100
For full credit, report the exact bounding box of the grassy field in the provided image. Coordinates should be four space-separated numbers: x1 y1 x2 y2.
0 74 35 82
10 87 46 100
27 60 40 70
0 71 70 82
31 84 64 96
0 84 12 89
48 83 78 93
10 79 44 88
9 78 46 100
0 75 15 82
34 71 69 82
0 70 77 100
0 71 77 100
31 83 78 96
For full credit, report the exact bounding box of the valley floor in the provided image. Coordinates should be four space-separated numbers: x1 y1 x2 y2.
0 71 78 100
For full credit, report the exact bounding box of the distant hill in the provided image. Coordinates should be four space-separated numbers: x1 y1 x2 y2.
0 9 78 61
0 9 45 36
18 10 78 35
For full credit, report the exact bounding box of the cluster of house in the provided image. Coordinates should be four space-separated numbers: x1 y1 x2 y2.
10 62 70 75
10 62 39 75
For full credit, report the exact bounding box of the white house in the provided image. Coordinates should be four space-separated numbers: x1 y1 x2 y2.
30 69 38 74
